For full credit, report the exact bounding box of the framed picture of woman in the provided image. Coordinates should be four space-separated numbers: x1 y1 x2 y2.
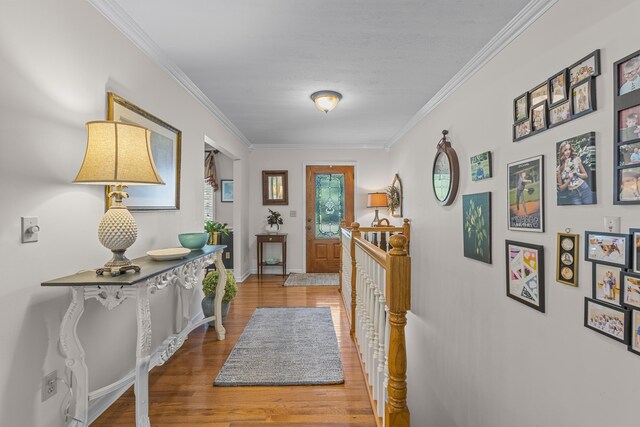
555 132 596 205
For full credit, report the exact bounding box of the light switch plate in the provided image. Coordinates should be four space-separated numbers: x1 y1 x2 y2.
604 216 620 233
289 210 297 217
21 216 39 243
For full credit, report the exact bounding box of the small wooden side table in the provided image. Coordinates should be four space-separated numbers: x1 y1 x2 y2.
256 233 287 276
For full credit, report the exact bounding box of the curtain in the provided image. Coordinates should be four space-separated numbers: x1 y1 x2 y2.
205 151 219 191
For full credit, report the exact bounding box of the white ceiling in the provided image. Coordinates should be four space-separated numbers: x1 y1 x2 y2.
107 0 534 148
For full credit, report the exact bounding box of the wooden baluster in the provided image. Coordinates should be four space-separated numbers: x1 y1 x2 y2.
370 262 380 385
350 222 360 338
339 220 345 294
380 231 388 251
377 268 387 416
385 234 411 427
402 218 410 254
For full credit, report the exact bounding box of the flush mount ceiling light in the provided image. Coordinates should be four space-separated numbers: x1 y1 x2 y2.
310 90 342 113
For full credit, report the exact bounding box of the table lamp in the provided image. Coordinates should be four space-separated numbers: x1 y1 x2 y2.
74 121 164 275
367 192 388 226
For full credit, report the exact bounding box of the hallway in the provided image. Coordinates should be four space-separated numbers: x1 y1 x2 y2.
93 275 377 426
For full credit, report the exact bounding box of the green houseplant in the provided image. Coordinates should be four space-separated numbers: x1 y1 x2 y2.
204 220 229 245
201 270 237 323
265 209 283 233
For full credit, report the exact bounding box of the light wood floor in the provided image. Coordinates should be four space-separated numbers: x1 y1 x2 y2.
93 274 377 426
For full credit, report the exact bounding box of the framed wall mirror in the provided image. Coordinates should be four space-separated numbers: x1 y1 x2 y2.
262 170 289 205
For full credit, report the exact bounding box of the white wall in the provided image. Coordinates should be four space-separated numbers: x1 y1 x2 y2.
0 0 251 425
390 1 640 426
248 148 391 273
214 152 234 226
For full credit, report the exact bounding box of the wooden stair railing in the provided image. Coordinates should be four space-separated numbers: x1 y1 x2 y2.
339 221 411 427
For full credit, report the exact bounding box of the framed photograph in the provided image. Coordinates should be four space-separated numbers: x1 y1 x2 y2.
462 192 491 264
505 240 545 313
617 167 640 203
584 231 629 268
549 100 572 128
513 120 531 142
592 263 622 306
629 309 640 356
584 297 629 344
470 151 492 181
569 49 600 86
555 132 596 206
106 92 181 211
548 69 569 106
618 104 640 143
621 272 640 310
632 228 640 273
529 82 548 106
508 155 544 232
221 179 234 202
514 92 529 123
616 50 640 96
530 102 547 133
571 77 596 119
557 232 579 286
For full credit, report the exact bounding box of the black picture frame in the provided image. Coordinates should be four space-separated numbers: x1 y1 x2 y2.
513 120 532 142
621 271 640 310
548 69 569 107
514 92 529 123
507 155 544 232
549 100 572 128
631 228 640 273
592 262 622 307
529 82 548 107
568 49 601 86
584 297 629 344
220 179 234 203
584 231 630 268
505 240 545 313
629 309 640 356
571 77 596 119
614 49 640 97
470 151 492 181
616 104 640 144
530 101 548 134
557 232 579 286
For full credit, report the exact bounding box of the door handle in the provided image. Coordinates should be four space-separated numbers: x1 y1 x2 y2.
306 226 311 231
307 218 312 222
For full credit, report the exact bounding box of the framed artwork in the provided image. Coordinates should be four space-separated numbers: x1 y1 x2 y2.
505 240 545 313
557 233 579 286
584 231 629 268
617 167 640 202
530 102 547 133
555 132 596 206
221 180 234 202
470 152 492 181
621 272 640 310
548 69 569 106
549 101 572 128
513 120 531 142
529 82 548 106
584 297 629 344
514 92 529 123
631 228 640 273
569 50 601 86
262 170 288 205
388 174 403 217
592 263 622 306
617 104 640 143
618 141 640 167
629 309 640 356
616 49 640 96
508 155 544 232
106 92 181 211
462 192 491 264
571 77 596 119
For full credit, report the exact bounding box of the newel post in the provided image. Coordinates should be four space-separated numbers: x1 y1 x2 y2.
350 222 361 338
385 234 411 427
402 218 411 254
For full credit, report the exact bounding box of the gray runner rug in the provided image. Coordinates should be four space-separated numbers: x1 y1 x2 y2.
214 307 344 386
284 273 339 287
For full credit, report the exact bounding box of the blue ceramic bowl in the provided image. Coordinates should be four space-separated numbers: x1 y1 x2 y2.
178 232 208 250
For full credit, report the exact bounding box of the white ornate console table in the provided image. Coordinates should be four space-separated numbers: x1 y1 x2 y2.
42 245 227 427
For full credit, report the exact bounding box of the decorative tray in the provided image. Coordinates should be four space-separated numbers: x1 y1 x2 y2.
147 248 191 261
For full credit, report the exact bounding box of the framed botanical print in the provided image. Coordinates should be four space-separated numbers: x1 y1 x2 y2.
107 92 181 210
584 231 629 268
584 297 629 344
508 155 544 232
557 233 579 286
506 240 545 312
462 192 491 264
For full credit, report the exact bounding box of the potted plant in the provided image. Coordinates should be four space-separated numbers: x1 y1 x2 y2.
204 220 229 245
201 270 237 324
265 209 283 233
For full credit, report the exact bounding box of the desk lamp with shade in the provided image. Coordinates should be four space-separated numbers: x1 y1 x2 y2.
73 121 164 275
367 192 388 226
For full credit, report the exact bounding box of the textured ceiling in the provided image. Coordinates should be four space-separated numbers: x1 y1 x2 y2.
111 0 530 148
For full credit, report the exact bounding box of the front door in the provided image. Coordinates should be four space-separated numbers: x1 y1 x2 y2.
305 165 354 273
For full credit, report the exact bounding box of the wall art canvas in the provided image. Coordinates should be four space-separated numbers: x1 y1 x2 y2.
584 297 629 344
508 156 544 232
584 231 629 267
593 263 622 306
462 192 491 264
470 152 492 181
505 240 545 312
555 132 596 205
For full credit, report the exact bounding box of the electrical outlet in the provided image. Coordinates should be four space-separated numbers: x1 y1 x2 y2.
42 370 57 402
225 252 230 259
604 216 621 233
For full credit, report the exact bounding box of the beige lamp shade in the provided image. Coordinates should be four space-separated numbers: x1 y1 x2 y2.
367 192 388 208
73 121 164 185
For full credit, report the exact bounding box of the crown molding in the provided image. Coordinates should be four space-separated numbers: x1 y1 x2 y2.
385 0 558 149
88 0 253 147
250 143 387 150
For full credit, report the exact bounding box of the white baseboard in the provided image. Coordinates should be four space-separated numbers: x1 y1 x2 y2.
236 269 251 283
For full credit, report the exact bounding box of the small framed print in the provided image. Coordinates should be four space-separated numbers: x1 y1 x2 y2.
505 240 545 313
557 233 579 286
529 82 548 106
549 101 572 128
584 297 629 344
548 69 569 107
629 309 640 356
615 49 640 97
617 167 640 203
514 92 529 123
220 179 234 202
618 104 640 143
513 120 531 142
508 156 544 232
569 49 601 86
592 263 622 306
571 77 596 119
530 102 547 133
631 228 640 273
618 141 640 167
621 272 640 310
470 151 492 181
584 231 629 268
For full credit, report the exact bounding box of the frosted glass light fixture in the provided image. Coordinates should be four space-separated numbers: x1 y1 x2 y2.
310 90 342 113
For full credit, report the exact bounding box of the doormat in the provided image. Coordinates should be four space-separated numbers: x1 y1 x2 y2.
214 307 344 386
283 273 339 287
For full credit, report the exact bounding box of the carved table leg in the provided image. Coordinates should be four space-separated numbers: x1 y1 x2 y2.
134 284 152 427
60 287 88 426
213 251 227 340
